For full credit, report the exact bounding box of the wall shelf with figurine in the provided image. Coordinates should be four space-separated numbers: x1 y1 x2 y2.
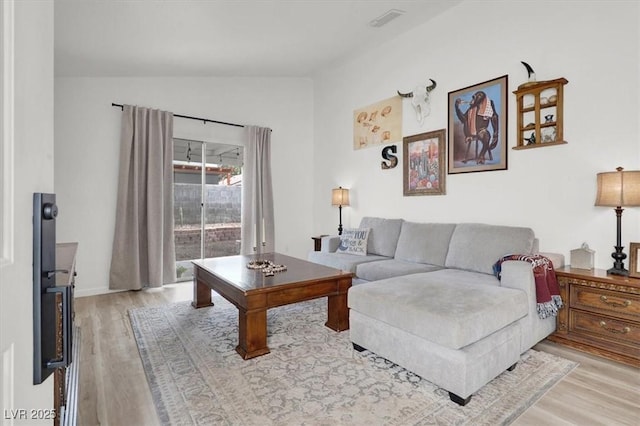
513 77 568 150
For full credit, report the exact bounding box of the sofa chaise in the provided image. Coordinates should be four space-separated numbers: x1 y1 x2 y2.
307 217 564 405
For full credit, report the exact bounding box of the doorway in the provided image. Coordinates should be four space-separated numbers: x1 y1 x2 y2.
173 138 243 281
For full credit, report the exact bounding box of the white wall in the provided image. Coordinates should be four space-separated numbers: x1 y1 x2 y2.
1 0 55 421
312 0 640 270
55 77 313 296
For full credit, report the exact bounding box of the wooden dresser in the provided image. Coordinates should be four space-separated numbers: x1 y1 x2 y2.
548 267 639 367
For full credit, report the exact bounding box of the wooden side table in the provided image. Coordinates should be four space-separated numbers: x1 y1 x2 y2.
311 235 329 251
548 267 640 367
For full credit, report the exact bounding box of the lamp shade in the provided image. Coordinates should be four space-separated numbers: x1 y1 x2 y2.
331 187 350 206
595 167 640 207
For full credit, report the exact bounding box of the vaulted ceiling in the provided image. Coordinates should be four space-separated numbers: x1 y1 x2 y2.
54 0 462 77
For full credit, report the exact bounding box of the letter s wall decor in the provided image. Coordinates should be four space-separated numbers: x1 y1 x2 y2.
381 145 398 169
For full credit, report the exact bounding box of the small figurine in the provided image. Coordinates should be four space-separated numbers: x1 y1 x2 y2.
524 133 536 145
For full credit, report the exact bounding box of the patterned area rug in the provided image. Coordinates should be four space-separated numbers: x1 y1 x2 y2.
129 296 577 426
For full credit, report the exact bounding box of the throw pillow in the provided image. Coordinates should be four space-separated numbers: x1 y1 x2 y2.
337 228 370 256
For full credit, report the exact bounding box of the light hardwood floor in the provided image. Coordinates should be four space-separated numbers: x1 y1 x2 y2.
75 283 640 425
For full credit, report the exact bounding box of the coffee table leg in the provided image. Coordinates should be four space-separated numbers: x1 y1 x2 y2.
326 292 349 332
236 307 270 359
191 276 214 309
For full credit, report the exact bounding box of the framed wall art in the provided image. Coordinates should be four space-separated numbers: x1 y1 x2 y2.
353 96 402 150
403 129 446 196
629 242 640 279
448 75 508 174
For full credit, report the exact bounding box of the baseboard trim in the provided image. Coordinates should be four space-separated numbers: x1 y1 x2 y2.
74 287 127 298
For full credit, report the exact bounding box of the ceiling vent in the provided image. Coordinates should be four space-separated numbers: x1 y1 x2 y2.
369 9 405 28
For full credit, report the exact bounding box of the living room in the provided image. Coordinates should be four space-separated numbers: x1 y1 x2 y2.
2 0 638 425
54 1 639 300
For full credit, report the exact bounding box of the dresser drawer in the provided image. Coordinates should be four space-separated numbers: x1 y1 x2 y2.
553 268 640 366
569 310 639 349
570 286 640 321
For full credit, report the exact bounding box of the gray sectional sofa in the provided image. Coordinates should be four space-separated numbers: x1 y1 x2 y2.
307 217 564 405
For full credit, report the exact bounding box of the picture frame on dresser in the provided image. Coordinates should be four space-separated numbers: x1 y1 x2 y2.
629 242 640 278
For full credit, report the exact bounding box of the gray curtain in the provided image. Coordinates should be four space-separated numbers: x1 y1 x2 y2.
109 105 177 290
241 126 274 255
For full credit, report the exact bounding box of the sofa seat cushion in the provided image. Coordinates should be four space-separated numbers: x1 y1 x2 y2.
394 222 456 266
419 268 500 287
348 272 528 349
355 259 443 282
445 223 535 275
307 251 388 273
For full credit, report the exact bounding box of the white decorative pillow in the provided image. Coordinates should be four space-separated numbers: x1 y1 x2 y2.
337 228 370 256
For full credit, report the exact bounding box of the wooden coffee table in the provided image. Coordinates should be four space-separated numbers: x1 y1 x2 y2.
192 252 353 359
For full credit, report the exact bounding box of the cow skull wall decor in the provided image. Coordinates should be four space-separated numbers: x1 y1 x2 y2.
397 79 437 125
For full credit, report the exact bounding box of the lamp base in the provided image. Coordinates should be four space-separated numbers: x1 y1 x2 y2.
607 207 628 277
608 243 628 276
607 266 629 276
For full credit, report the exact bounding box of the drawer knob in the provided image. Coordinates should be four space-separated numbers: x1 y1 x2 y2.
599 320 631 334
599 295 631 308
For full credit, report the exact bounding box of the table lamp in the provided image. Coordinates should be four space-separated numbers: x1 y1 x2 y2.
595 167 640 275
331 187 350 235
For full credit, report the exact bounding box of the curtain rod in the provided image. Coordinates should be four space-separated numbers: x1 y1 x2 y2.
111 103 245 128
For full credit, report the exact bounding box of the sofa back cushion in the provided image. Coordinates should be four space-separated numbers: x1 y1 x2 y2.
359 217 403 257
445 223 535 274
394 222 456 266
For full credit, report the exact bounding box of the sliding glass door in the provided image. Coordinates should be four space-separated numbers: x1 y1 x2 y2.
173 138 243 281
